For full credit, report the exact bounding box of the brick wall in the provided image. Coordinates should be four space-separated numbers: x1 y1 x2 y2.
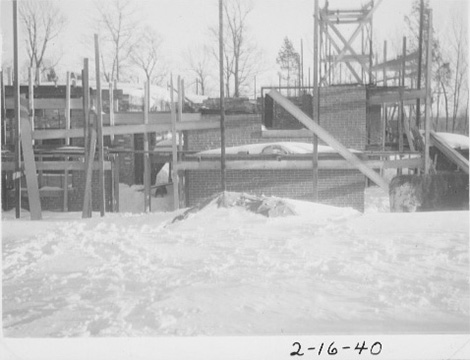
186 168 365 212
69 169 114 212
185 112 366 212
269 86 367 150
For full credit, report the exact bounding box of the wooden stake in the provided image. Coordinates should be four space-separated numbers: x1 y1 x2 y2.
65 71 71 146
219 0 227 193
82 127 97 218
424 10 433 174
1 70 6 147
94 34 105 216
177 76 185 208
170 76 179 210
13 0 21 218
109 82 115 144
312 0 320 201
143 81 151 212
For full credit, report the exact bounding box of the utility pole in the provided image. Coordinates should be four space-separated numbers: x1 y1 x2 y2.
219 0 226 192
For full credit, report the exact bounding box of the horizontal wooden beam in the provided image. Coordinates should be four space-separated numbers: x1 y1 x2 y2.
371 51 418 71
5 97 83 110
176 157 423 171
3 161 112 171
430 131 469 174
31 119 220 140
104 112 201 125
261 129 312 138
268 89 390 191
368 89 426 105
322 54 370 63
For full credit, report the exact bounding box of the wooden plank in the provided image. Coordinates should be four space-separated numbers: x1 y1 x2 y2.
5 97 83 110
19 101 42 220
28 68 34 145
368 89 426 105
63 162 69 212
170 76 179 210
83 59 90 170
31 119 221 140
13 0 21 219
430 131 469 174
177 76 185 208
176 157 423 171
65 71 71 145
109 82 115 144
82 128 97 218
143 81 151 212
113 155 120 212
261 129 312 138
109 112 201 125
268 89 390 191
424 11 433 174
94 34 105 217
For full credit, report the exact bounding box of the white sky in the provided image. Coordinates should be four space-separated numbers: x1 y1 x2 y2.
0 0 468 96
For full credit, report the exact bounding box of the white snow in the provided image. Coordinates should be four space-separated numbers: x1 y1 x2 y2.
1 186 469 337
435 132 469 150
196 142 360 156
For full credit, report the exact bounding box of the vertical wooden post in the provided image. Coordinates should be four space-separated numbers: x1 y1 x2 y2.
143 81 151 212
424 10 433 174
65 71 71 146
13 0 21 218
312 0 320 201
113 154 120 212
28 68 34 142
20 100 42 220
399 37 406 154
382 41 387 151
82 126 97 218
219 0 227 193
1 71 6 147
109 82 115 144
83 59 90 156
416 0 425 129
170 76 179 210
94 34 105 216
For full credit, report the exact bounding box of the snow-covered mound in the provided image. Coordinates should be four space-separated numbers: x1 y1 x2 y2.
196 142 360 156
172 192 296 223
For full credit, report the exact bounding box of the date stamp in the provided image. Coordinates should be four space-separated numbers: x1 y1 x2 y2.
290 341 383 357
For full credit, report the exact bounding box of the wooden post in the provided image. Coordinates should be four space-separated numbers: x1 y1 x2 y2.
170 76 179 210
65 71 71 146
424 10 433 174
177 76 185 208
398 37 406 154
113 154 120 212
312 0 320 201
94 34 105 216
20 101 42 220
416 0 425 129
28 68 34 143
143 81 151 212
219 0 227 193
13 0 21 218
1 70 6 147
82 127 97 218
109 82 115 144
83 59 90 157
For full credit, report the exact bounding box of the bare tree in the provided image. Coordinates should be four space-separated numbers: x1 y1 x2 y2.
448 16 468 132
211 0 262 97
95 0 139 82
187 45 213 96
131 27 166 84
19 0 66 84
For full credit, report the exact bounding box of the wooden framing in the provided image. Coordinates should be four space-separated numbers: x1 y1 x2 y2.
424 10 433 174
177 157 423 171
82 128 97 218
5 97 84 110
268 89 390 191
368 89 426 105
65 71 71 145
2 161 112 172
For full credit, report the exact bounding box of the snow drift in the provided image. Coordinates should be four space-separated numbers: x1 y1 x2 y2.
2 189 469 337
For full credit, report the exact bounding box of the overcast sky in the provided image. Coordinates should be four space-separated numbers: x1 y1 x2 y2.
1 0 468 96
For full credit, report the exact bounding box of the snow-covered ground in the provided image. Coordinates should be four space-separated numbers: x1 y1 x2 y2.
2 186 469 337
